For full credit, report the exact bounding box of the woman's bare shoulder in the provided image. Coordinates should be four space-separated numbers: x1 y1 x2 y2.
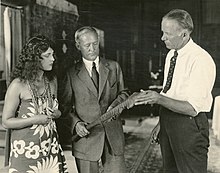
8 78 27 91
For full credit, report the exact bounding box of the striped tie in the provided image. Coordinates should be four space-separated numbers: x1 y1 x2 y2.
162 50 178 93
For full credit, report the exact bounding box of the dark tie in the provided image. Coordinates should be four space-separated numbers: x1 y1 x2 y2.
162 50 178 93
91 62 99 91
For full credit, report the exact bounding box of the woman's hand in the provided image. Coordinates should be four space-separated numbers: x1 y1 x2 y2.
33 114 51 125
46 108 61 119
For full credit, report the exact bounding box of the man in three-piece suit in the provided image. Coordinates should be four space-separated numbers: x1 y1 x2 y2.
59 26 129 173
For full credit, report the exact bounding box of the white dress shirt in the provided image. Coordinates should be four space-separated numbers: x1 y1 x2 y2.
161 39 216 114
83 56 100 77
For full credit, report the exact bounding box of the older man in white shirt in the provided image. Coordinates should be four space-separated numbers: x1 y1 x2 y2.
135 9 216 173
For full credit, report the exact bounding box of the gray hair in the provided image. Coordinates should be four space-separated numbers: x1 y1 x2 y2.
163 9 194 33
75 26 98 43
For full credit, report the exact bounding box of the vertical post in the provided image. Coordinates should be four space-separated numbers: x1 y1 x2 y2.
4 129 11 166
3 6 12 167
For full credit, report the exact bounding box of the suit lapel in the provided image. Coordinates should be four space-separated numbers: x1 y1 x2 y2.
98 58 109 100
76 61 98 97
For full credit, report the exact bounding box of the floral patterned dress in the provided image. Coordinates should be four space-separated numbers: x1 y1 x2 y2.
9 80 68 173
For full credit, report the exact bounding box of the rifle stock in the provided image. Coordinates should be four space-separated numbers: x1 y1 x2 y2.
72 92 138 142
72 119 102 141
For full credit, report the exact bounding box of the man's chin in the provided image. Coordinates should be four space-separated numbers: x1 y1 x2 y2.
165 44 172 50
44 69 52 72
89 55 98 60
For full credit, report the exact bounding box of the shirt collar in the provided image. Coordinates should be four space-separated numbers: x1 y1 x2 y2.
83 56 99 67
82 56 100 74
174 38 194 55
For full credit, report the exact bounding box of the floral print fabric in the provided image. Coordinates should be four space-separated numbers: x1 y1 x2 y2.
9 98 68 173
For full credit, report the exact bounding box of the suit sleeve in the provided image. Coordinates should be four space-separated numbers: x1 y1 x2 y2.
109 62 130 108
58 71 81 135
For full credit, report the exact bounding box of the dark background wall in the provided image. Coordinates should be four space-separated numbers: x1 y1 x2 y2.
73 0 220 89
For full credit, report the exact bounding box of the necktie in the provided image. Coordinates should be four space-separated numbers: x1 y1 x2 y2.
162 50 178 93
91 62 99 91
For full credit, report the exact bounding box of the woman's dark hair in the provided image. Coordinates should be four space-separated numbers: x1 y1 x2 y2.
11 35 56 82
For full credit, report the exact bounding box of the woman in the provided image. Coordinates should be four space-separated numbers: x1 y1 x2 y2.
2 35 68 173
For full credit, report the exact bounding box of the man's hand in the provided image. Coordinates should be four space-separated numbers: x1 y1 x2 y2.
126 92 145 109
134 89 161 105
75 121 90 137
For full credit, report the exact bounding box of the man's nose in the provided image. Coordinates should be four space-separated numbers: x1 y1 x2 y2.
89 44 95 51
161 34 166 41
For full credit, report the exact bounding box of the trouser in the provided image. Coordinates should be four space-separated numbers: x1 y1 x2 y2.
159 106 209 173
75 138 126 173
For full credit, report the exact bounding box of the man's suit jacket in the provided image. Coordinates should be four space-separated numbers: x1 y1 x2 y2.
59 57 129 161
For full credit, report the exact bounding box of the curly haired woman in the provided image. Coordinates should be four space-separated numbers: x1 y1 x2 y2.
2 35 68 173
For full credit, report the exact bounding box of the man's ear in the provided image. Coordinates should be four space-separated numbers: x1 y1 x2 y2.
75 42 80 50
181 29 189 38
